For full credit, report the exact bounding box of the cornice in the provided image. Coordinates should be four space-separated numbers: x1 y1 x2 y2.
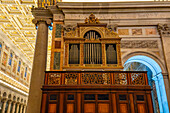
57 2 170 14
31 7 53 19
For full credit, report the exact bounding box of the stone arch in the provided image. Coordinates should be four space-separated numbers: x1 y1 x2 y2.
13 96 16 101
3 92 7 98
8 94 12 100
17 97 20 102
122 51 167 74
123 53 169 113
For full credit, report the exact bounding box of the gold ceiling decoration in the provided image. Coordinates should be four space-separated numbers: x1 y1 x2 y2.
0 0 52 66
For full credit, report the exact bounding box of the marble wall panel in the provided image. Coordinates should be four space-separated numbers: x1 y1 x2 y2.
132 29 142 35
145 28 157 35
118 29 129 35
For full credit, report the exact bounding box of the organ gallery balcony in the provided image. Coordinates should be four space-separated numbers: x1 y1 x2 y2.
43 71 149 88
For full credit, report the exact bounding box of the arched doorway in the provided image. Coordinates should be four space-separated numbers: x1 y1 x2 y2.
124 55 169 113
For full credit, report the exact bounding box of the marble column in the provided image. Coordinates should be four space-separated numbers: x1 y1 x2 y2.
1 99 7 113
15 103 20 113
26 19 51 113
19 104 23 113
6 100 12 113
23 105 26 113
11 101 16 113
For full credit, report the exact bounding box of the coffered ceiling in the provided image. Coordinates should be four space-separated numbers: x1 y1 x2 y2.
0 0 52 68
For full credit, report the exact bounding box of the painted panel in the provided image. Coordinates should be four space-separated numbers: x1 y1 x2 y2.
2 52 8 66
53 52 60 70
55 24 62 38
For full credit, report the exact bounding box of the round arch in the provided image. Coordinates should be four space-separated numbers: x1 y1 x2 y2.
122 51 167 74
124 55 169 113
81 27 104 38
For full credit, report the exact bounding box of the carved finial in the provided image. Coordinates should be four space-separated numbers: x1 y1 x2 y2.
85 18 88 24
95 18 99 24
85 13 100 24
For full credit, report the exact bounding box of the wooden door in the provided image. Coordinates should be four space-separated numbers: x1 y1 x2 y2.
134 94 148 113
65 94 76 113
83 93 110 113
47 94 59 113
117 93 129 113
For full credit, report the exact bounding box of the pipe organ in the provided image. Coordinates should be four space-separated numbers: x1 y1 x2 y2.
84 43 102 64
44 14 154 113
62 24 122 70
69 44 80 64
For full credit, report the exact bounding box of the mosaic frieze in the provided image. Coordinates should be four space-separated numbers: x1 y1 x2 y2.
118 29 129 35
55 24 62 38
132 29 142 35
131 73 145 85
81 73 110 85
145 28 157 35
114 73 127 85
53 52 60 70
65 73 78 85
48 73 61 85
121 40 158 48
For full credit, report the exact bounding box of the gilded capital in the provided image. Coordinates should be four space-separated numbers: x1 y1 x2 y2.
32 19 52 26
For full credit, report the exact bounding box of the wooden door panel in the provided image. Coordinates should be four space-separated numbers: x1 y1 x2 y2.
119 104 128 113
48 104 57 113
84 103 95 113
67 103 74 113
137 104 146 113
98 103 109 113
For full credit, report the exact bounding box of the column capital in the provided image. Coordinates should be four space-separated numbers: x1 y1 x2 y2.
32 18 52 26
2 98 8 102
158 23 170 37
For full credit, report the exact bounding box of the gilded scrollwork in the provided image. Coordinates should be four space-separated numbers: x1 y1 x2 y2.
114 73 127 85
65 73 78 85
81 73 110 84
131 73 145 85
48 73 61 85
105 28 119 38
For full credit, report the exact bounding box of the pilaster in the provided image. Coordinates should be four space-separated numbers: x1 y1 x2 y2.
158 23 170 110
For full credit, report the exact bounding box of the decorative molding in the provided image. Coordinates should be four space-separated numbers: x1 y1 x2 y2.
121 40 158 48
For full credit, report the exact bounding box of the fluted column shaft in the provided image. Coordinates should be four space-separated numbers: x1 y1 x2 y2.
11 102 16 113
7 100 12 113
2 99 7 113
26 19 51 113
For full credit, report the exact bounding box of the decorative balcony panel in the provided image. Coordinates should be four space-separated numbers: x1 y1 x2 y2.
44 71 148 86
